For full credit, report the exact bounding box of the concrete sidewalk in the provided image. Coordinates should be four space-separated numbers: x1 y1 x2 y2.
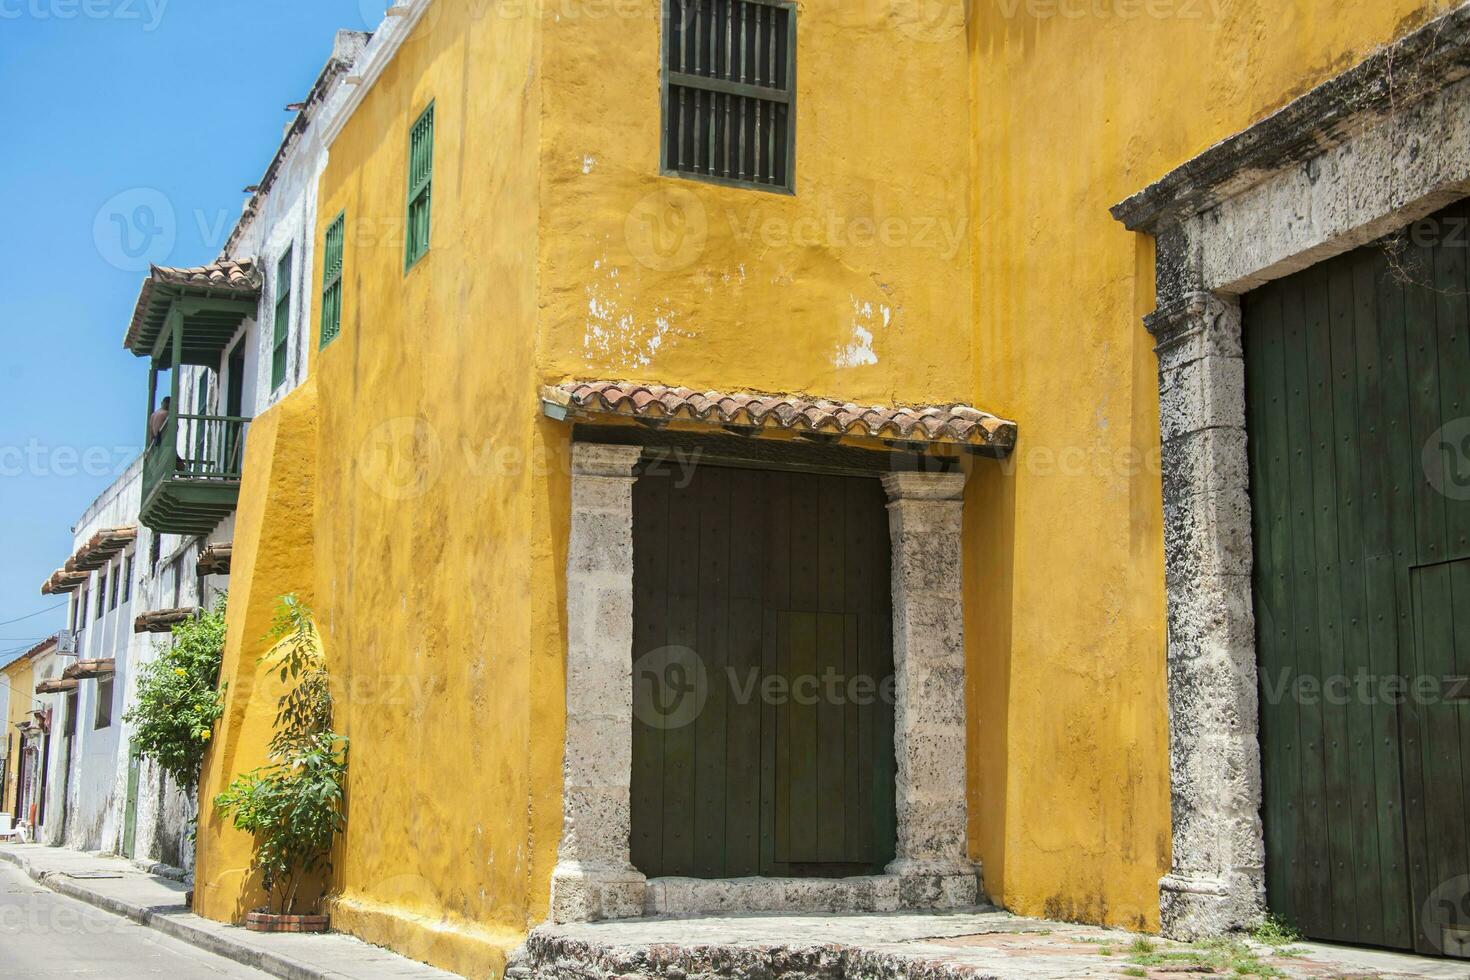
0 843 462 980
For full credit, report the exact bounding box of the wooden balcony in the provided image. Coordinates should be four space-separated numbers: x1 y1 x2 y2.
141 412 250 535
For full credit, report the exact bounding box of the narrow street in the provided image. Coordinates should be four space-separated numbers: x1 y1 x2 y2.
0 861 269 978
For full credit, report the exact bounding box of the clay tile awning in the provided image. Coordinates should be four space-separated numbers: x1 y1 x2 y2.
134 607 200 635
40 567 90 596
35 678 79 695
67 525 138 573
197 542 233 577
542 382 1017 456
124 259 262 363
62 659 116 681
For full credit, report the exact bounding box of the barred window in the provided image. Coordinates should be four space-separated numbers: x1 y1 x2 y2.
662 0 795 193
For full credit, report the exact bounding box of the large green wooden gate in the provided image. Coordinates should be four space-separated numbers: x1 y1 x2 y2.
630 463 896 880
1245 199 1470 956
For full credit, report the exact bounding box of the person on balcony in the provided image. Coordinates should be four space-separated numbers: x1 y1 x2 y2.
148 396 170 447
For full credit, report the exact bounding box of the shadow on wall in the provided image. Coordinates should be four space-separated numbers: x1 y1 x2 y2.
965 453 1015 910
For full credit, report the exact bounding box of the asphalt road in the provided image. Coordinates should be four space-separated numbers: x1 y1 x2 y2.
0 860 270 978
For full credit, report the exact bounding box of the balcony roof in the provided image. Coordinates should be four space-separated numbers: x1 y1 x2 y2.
123 260 261 367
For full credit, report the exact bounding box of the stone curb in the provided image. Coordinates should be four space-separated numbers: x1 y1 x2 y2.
0 848 341 980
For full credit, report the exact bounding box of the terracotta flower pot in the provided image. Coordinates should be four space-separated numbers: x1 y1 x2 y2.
245 909 330 934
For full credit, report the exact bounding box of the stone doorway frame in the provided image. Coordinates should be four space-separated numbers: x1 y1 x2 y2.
549 442 981 922
1110 4 1470 940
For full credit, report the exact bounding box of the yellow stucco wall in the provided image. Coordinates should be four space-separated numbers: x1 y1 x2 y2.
2 656 35 815
195 381 319 919
292 7 544 976
192 0 1463 972
965 0 1458 931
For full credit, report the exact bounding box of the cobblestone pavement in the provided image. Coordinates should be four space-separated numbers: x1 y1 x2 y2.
514 908 1470 979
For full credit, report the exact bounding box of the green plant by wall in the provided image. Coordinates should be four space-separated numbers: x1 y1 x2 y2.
213 595 348 916
124 594 227 791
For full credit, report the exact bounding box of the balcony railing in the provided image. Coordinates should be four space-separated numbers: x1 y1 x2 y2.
140 412 250 535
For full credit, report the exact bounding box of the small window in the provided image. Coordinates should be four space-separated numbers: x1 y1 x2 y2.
65 692 79 735
272 247 293 390
404 102 434 270
95 575 106 617
94 677 114 730
320 213 346 348
149 530 162 568
78 588 88 629
122 556 133 605
662 0 795 193
108 564 119 611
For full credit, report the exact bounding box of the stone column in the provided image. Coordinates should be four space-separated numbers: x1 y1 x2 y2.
550 443 647 923
880 471 980 908
1148 291 1265 939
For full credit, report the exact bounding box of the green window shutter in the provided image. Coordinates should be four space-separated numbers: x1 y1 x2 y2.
405 102 434 270
661 0 796 193
272 247 293 390
320 212 346 348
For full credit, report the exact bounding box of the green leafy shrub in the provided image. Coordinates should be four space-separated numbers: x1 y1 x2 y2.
213 595 348 916
124 595 228 790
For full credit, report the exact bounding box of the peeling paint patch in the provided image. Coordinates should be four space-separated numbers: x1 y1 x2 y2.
832 296 887 368
581 154 596 174
583 266 692 370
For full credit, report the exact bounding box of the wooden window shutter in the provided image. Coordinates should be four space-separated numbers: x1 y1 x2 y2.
405 103 435 270
320 213 346 348
272 247 293 390
662 0 796 193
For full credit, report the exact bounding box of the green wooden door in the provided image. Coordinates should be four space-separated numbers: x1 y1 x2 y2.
1245 198 1470 955
630 464 896 880
121 746 142 858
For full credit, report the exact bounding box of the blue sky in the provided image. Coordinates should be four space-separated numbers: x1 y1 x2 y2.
0 0 394 663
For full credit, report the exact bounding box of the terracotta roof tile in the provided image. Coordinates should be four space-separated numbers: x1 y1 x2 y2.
124 260 262 356
543 382 1017 453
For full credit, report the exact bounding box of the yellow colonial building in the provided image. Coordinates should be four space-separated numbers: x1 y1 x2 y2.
183 0 1470 975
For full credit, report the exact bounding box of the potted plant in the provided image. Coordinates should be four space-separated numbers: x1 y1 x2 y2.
214 595 348 933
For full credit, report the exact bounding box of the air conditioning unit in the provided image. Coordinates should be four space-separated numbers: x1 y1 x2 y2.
55 630 76 655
